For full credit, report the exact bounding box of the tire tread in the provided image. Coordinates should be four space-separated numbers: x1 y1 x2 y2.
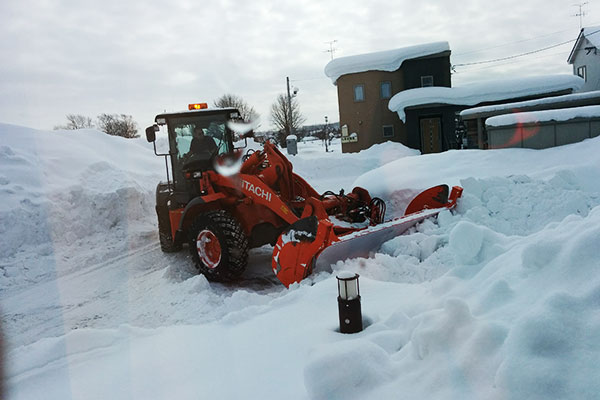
189 210 249 281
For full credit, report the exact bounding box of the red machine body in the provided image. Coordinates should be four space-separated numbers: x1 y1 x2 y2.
166 141 462 287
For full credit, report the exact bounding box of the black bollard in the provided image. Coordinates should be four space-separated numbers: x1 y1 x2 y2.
336 272 363 334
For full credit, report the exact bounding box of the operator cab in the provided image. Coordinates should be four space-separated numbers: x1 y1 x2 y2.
145 103 244 194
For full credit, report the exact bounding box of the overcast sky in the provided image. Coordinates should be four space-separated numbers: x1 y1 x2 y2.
1 0 598 132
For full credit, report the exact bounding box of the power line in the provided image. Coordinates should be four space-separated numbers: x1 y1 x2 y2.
454 50 570 73
453 28 600 68
454 39 574 67
453 27 577 57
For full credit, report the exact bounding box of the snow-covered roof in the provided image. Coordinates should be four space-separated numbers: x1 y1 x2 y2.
324 42 450 85
486 105 600 127
567 25 600 64
460 90 600 119
584 26 600 49
388 74 585 122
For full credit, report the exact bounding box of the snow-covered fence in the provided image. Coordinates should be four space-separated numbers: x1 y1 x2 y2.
485 105 600 149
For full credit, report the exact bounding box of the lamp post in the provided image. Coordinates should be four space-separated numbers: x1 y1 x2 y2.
286 77 299 138
324 116 329 152
336 272 363 333
286 77 292 138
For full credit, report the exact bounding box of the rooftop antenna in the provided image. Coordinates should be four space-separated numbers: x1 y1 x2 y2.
573 2 589 29
324 40 338 60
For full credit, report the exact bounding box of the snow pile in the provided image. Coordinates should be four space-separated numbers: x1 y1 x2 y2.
324 42 450 85
459 90 600 119
338 169 599 282
389 75 585 122
354 136 600 196
4 122 600 399
0 124 163 289
307 204 600 399
486 105 600 127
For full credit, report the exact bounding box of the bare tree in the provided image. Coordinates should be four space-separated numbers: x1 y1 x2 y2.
270 94 305 146
97 114 139 138
54 114 94 130
213 94 259 122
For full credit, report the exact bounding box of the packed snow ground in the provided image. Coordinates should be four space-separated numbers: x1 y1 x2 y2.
2 123 600 399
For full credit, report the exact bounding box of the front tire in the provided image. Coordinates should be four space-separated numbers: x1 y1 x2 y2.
188 210 249 281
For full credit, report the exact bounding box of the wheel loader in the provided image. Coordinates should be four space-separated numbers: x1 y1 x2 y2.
145 103 462 287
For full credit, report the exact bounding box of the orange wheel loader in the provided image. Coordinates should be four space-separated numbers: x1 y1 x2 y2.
145 104 462 287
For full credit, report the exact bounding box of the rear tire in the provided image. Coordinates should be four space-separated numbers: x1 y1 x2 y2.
157 206 182 253
188 210 249 281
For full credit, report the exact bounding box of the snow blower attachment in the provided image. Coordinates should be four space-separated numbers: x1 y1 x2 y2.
145 106 463 288
272 184 462 287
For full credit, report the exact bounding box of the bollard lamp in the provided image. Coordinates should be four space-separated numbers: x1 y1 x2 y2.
336 272 363 333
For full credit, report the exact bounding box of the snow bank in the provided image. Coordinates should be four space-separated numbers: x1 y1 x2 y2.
324 42 449 85
354 135 600 200
315 173 600 399
0 124 163 287
486 105 600 127
389 75 584 122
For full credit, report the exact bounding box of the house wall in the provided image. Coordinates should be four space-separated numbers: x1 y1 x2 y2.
572 36 600 92
405 105 462 152
459 89 580 149
402 56 452 89
405 89 579 152
336 70 406 153
487 117 600 149
336 54 451 153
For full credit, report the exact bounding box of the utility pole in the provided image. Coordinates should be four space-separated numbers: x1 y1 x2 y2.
324 40 338 60
573 2 589 29
286 76 292 137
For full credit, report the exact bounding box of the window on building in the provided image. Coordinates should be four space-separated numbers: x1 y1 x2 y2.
421 76 434 87
353 84 365 102
380 81 392 99
383 125 394 138
577 66 587 82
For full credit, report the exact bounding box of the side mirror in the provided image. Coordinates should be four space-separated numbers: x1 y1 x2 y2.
145 124 158 142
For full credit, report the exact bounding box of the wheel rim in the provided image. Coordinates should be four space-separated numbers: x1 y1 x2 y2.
196 230 222 269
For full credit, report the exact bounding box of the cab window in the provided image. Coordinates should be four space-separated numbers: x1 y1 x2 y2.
170 118 231 161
